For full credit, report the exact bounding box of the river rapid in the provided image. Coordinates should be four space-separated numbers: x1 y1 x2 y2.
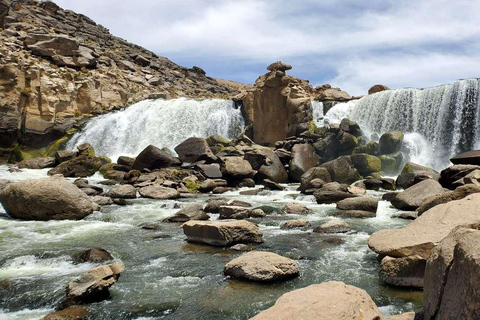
0 166 421 320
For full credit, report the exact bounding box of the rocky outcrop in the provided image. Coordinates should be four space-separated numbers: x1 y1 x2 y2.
250 281 384 320
224 251 299 282
0 0 238 150
0 176 97 220
315 84 352 101
182 220 263 246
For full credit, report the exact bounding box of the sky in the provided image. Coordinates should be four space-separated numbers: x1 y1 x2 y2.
54 0 480 96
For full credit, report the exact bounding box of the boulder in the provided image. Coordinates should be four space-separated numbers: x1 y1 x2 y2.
55 150 77 164
336 197 378 213
299 166 331 192
368 84 390 95
244 147 288 183
132 145 180 171
0 0 9 29
379 152 404 175
368 193 480 259
48 155 103 177
250 281 383 320
452 169 480 187
339 118 362 137
379 256 426 288
182 220 263 246
250 208 266 218
228 200 252 207
450 149 480 165
43 306 89 320
288 144 320 182
174 137 216 163
283 202 310 215
165 203 209 222
222 157 255 179
314 219 352 233
117 156 135 168
391 179 444 210
321 156 361 184
77 248 114 263
364 179 383 191
263 179 285 190
198 179 217 193
379 131 404 154
267 61 292 71
385 312 417 320
219 206 252 219
281 219 310 229
353 141 379 156
138 185 179 199
91 196 113 206
17 157 55 169
333 210 376 218
417 184 480 216
77 143 95 157
58 261 125 310
440 164 480 189
224 251 299 282
0 177 96 220
204 199 228 213
196 163 222 179
396 171 439 190
314 189 358 204
107 185 137 199
349 154 382 176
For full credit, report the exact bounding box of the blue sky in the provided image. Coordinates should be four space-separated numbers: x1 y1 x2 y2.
55 0 480 95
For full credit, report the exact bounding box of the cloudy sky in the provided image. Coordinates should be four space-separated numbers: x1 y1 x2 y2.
55 0 480 95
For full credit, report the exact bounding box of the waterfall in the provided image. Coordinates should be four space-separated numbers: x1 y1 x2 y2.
67 98 245 160
324 79 480 170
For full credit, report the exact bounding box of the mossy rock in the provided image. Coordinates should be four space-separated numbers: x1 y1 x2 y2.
379 152 404 174
99 163 116 175
98 156 112 165
308 120 317 134
7 145 43 163
43 136 69 157
161 147 175 156
206 134 231 147
350 153 382 176
184 180 201 193
379 131 404 154
353 141 379 156
401 161 437 174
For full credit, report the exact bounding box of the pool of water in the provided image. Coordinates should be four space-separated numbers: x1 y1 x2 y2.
0 166 422 319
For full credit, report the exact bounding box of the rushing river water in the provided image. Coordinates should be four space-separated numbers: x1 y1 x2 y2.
0 166 422 319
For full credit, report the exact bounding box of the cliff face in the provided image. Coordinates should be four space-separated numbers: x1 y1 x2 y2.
0 0 238 148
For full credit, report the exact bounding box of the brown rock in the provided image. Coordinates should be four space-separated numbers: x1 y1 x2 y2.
174 137 216 163
280 219 310 230
336 197 378 213
391 179 445 210
165 203 209 222
17 157 55 169
77 248 114 263
450 149 480 165
314 219 352 233
222 157 255 179
379 256 425 288
42 306 89 320
283 202 310 215
138 185 179 199
219 206 252 219
182 220 263 246
288 144 320 182
132 145 180 171
368 84 390 95
107 185 137 199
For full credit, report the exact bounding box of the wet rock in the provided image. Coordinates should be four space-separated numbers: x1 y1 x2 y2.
382 192 399 202
224 251 299 282
281 219 310 230
139 185 179 199
165 203 209 222
229 244 255 251
339 118 362 137
117 156 135 168
391 179 445 210
0 177 96 220
219 206 252 219
48 155 103 177
107 185 137 199
212 186 233 194
263 179 285 190
379 152 404 175
321 156 361 184
379 131 404 154
250 208 266 218
229 200 252 207
336 197 378 213
174 137 217 163
237 178 256 188
112 198 132 206
182 220 263 246
379 256 426 288
43 306 89 320
58 261 125 310
288 144 320 182
250 281 383 320
132 145 180 171
313 189 358 204
255 205 285 215
239 188 264 196
283 202 310 215
450 149 480 165
364 178 383 191
204 199 228 213
17 157 55 169
299 166 331 192
334 210 376 218
91 196 113 206
77 248 114 263
314 219 352 233
369 193 480 259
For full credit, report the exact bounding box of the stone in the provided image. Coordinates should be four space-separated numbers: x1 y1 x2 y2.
321 156 361 184
379 256 425 288
363 179 383 190
77 248 114 263
283 202 310 215
382 192 399 202
368 193 480 259
0 177 96 220
165 203 209 222
117 156 135 168
350 154 382 176
174 137 217 163
336 197 378 213
139 185 179 199
391 179 445 210
17 157 55 169
385 312 417 320
250 281 383 320
204 199 228 213
423 224 480 320
250 208 266 218
48 155 103 177
219 206 252 219
379 152 404 175
237 178 255 188
107 185 137 199
222 157 255 179
339 118 362 137
440 164 480 189
266 61 292 71
368 84 390 95
132 145 180 171
229 244 255 251
196 163 222 178
417 184 480 215
224 251 299 282
281 219 310 229
452 169 480 187
229 200 252 207
43 306 89 320
288 144 320 182
0 0 9 29
333 210 376 218
54 150 77 164
299 166 331 192
396 171 440 190
198 179 217 192
245 147 288 183
314 189 358 204
59 261 125 310
182 220 263 246
314 219 352 233
91 196 113 206
379 131 404 154
263 179 285 190
450 149 480 165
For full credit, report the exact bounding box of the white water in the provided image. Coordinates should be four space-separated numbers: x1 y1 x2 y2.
324 79 480 170
67 98 245 161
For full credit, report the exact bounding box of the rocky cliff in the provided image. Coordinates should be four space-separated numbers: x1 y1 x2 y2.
0 0 239 149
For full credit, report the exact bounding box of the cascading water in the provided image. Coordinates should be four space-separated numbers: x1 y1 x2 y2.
324 79 480 170
67 98 245 160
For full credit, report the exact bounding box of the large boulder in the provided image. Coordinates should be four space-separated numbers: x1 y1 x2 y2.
132 145 180 171
283 202 310 215
369 193 480 259
165 203 209 222
450 149 480 165
349 154 382 177
0 177 97 220
107 185 137 199
138 185 179 199
379 131 404 154
58 261 124 310
182 220 263 246
299 166 331 192
396 162 439 189
391 179 445 210
288 144 320 182
77 248 114 263
244 147 288 183
250 281 384 320
440 164 480 189
336 197 378 213
48 155 103 177
379 256 425 288
320 156 361 184
314 189 358 204
224 251 299 282
17 157 55 169
417 184 480 215
222 157 255 179
219 206 252 220
174 137 217 163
